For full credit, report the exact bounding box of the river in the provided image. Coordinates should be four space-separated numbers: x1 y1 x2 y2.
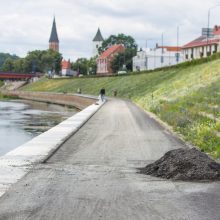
0 100 77 156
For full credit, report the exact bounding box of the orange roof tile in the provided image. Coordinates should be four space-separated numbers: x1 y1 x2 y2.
99 45 125 59
62 59 71 69
158 46 181 52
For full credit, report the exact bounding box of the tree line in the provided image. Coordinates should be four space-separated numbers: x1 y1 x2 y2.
0 33 137 75
0 49 62 74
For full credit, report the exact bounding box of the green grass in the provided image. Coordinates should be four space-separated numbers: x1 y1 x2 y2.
21 59 220 159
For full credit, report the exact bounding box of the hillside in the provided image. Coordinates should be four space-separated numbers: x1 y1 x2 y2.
21 59 220 159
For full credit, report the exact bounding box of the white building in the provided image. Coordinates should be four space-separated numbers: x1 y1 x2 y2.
182 26 220 60
92 28 104 57
133 46 183 71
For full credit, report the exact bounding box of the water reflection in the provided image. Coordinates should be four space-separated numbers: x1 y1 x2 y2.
0 100 77 156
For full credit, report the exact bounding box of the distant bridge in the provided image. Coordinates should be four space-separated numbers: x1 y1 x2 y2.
0 72 42 80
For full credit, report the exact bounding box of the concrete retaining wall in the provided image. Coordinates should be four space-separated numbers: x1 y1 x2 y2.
3 91 97 110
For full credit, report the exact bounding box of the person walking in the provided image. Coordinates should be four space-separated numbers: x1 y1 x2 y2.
99 88 106 102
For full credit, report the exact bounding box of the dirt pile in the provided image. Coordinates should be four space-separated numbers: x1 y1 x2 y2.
139 148 220 181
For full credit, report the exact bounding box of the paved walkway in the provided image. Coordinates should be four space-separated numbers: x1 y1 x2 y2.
0 99 219 220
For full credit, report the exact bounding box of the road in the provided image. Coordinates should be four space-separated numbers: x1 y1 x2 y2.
0 99 219 220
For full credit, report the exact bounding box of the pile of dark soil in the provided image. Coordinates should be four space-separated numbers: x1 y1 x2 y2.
139 148 220 181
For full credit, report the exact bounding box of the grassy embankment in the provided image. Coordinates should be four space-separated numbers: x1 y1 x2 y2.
22 59 220 159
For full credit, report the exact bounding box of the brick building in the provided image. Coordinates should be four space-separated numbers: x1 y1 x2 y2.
96 45 125 75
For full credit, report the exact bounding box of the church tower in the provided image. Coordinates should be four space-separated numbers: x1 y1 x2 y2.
93 28 104 56
49 17 59 52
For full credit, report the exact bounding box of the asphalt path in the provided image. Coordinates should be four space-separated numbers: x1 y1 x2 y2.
0 99 219 220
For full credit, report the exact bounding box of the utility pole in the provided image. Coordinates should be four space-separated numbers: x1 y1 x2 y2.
161 33 164 67
177 26 179 63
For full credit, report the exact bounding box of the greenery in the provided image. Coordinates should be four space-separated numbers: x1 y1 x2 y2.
111 48 137 72
0 53 19 70
21 55 220 159
98 33 137 54
0 49 62 74
71 57 97 75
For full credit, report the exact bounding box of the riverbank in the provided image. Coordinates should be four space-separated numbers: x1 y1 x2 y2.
20 58 220 159
2 90 97 110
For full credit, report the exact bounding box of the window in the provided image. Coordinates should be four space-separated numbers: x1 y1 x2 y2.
185 54 188 59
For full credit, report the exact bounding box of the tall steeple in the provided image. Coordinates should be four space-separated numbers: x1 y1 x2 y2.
93 28 104 56
93 28 104 42
49 17 59 52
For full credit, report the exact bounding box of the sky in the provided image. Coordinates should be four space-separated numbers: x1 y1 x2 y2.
0 0 220 61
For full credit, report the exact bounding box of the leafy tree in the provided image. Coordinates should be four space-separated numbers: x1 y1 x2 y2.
1 58 14 72
71 58 88 75
13 59 25 73
0 50 62 74
98 33 137 54
0 53 19 70
111 48 137 73
87 57 97 75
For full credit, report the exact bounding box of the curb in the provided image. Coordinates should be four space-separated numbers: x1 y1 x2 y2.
0 100 105 197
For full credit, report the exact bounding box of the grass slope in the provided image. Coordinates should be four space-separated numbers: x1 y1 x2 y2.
22 59 220 159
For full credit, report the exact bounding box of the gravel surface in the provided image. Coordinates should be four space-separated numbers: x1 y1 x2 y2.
139 148 220 181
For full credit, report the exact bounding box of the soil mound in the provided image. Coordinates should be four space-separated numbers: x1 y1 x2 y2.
139 148 220 181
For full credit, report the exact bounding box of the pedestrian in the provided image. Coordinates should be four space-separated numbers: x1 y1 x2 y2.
99 88 105 102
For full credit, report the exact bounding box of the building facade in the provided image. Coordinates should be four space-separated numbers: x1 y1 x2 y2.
93 28 104 57
61 59 76 76
96 44 125 76
133 46 183 71
182 26 220 60
49 17 59 52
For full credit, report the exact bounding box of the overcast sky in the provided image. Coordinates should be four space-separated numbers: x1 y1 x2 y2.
0 0 220 60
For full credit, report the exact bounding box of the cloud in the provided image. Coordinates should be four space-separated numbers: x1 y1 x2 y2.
0 0 219 60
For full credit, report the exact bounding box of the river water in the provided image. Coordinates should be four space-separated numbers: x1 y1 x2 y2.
0 100 77 156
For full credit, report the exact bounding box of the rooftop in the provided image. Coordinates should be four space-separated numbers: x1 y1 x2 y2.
49 17 59 43
93 28 104 42
99 45 125 59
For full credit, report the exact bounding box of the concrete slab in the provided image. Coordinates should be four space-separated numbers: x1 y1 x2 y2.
0 101 105 198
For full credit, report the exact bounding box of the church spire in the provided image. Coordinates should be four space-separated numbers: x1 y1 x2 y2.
93 28 104 42
49 17 59 52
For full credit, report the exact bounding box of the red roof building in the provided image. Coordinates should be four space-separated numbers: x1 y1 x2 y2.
182 26 220 60
61 59 71 70
61 59 76 76
96 44 125 75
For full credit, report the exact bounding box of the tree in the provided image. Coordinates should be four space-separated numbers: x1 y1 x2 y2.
0 53 19 70
111 48 137 73
87 57 97 75
0 50 62 74
23 49 62 73
1 58 14 72
13 59 25 73
71 58 88 75
98 33 137 54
